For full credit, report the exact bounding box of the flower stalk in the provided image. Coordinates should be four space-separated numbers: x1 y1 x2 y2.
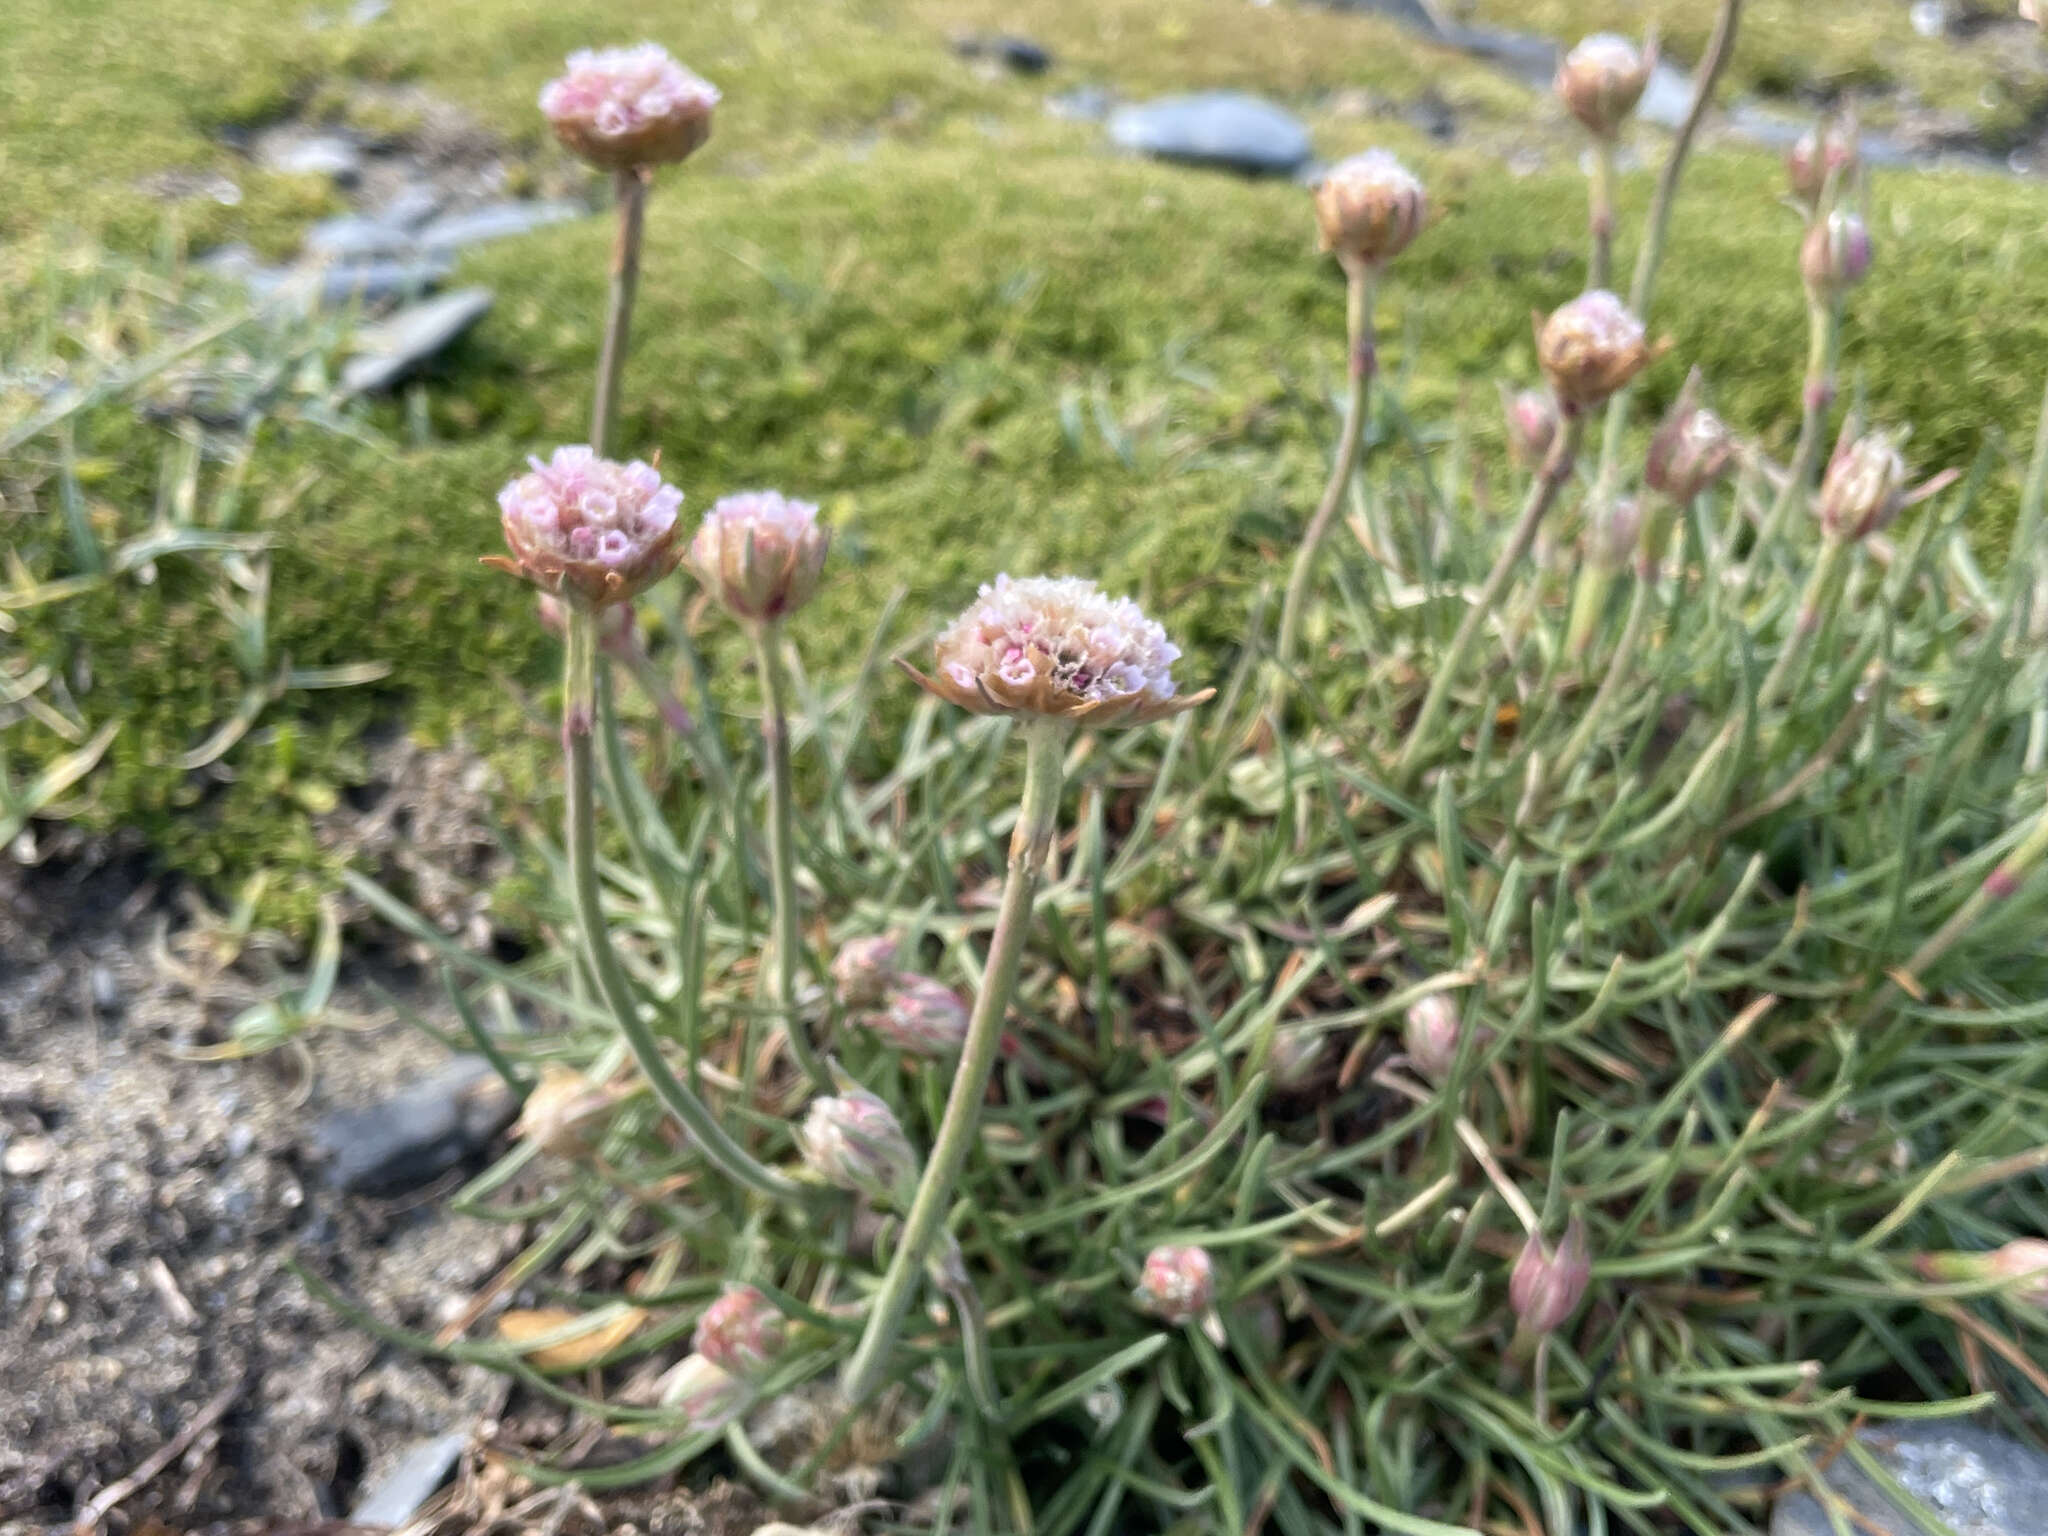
841 717 1068 1403
1277 261 1377 675
562 606 799 1201
751 621 830 1093
1739 296 1840 603
590 168 648 456
1399 415 1585 781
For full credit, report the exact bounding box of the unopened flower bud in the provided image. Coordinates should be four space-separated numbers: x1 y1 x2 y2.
1817 429 1909 542
1556 34 1655 139
540 44 719 172
1592 497 1643 570
490 447 683 609
1644 368 1736 504
1313 150 1426 270
1500 384 1559 470
687 489 830 625
657 1352 749 1431
903 574 1211 728
514 1064 617 1158
1510 1215 1592 1336
1135 1244 1215 1325
864 975 970 1057
1269 1026 1327 1090
1801 210 1872 299
692 1284 787 1378
798 1088 919 1205
1917 1240 2048 1307
1404 993 1486 1082
1787 120 1859 208
830 934 900 1009
1536 290 1656 414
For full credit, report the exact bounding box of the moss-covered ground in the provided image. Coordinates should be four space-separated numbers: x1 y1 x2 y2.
6 0 2048 918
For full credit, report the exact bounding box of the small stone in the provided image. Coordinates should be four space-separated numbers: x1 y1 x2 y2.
348 1433 467 1526
953 34 1053 74
1634 62 1697 132
1772 1420 2048 1536
1107 92 1313 177
305 214 416 261
311 1055 518 1195
88 965 122 1015
1308 0 1442 33
377 184 444 231
259 133 365 185
251 258 453 310
4 1136 55 1176
340 287 494 395
414 200 583 251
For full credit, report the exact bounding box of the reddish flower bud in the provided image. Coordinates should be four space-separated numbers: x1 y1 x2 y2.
1313 150 1427 269
1787 119 1859 208
864 975 970 1057
1536 290 1656 414
1500 384 1560 470
1817 429 1909 542
1556 34 1655 139
1644 368 1736 504
1917 1241 2048 1308
1510 1215 1592 1336
1801 210 1873 299
798 1088 918 1206
1135 1244 1216 1325
1404 993 1489 1082
830 934 901 1009
540 44 719 172
692 1284 787 1378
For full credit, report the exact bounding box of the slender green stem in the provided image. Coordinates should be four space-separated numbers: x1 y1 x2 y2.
563 609 799 1201
590 168 648 455
751 621 830 1094
1588 139 1617 292
842 719 1068 1404
1755 535 1848 713
1547 501 1681 796
1563 548 1619 661
1627 0 1743 327
1738 296 1839 606
1277 262 1377 676
1398 415 1584 782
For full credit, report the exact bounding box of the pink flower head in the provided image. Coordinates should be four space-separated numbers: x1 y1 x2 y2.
692 1284 787 1378
1536 290 1657 415
687 489 830 624
1135 1244 1216 1325
903 575 1212 728
1817 428 1908 542
489 446 683 609
1801 210 1873 298
1556 33 1656 138
1644 368 1736 505
798 1088 918 1206
831 934 901 1009
1787 117 1859 208
540 44 719 171
864 975 970 1057
1500 384 1559 470
1510 1215 1592 1336
1313 150 1426 269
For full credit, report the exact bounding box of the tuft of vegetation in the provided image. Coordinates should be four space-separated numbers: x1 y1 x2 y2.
334 13 2048 1533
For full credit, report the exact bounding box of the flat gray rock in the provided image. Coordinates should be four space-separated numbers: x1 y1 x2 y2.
415 199 583 251
260 132 364 184
341 286 493 395
311 1054 517 1194
1107 92 1312 176
305 213 417 261
1772 1421 2048 1536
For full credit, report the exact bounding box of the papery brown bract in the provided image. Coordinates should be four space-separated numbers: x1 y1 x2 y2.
1536 291 1657 414
1313 150 1426 269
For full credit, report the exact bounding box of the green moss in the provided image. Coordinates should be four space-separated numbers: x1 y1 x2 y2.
7 0 2048 922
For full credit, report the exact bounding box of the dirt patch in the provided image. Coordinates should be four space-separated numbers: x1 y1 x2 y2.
0 847 519 1530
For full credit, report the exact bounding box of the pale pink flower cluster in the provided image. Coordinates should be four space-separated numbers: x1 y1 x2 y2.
491 447 683 607
913 575 1201 727
692 1284 787 1379
864 975 970 1057
1313 150 1426 268
540 44 719 170
1135 1244 1216 1325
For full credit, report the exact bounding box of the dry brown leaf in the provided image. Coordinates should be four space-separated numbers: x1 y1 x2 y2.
496 1306 648 1371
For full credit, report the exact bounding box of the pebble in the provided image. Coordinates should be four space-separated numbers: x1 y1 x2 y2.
1772 1421 2048 1536
413 199 583 251
340 286 494 395
250 258 453 310
348 1432 468 1526
4 1136 56 1177
311 1054 518 1195
88 965 122 1015
1106 92 1313 177
259 133 365 185
305 214 418 261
